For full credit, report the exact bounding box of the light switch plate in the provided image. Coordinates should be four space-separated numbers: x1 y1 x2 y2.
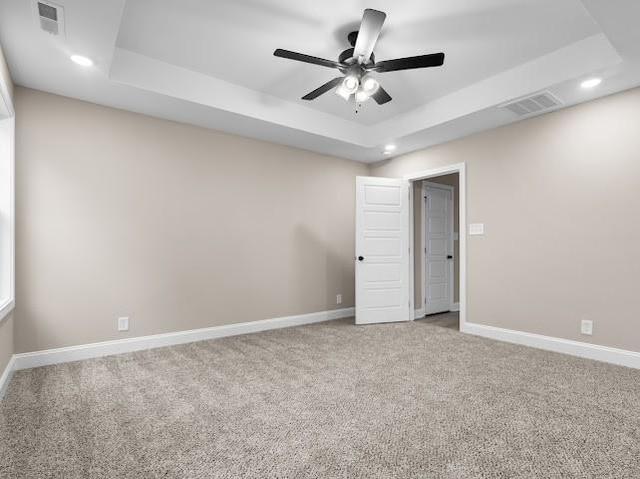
469 223 485 236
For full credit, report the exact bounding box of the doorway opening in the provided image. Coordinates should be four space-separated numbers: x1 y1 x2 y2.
415 177 458 325
405 164 466 331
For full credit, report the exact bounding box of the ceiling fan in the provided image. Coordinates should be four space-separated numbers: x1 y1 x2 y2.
273 9 445 106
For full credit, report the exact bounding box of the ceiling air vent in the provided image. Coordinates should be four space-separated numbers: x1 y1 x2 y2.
36 1 64 36
500 92 562 117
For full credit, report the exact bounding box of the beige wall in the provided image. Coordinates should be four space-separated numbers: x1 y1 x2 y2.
413 174 460 307
14 87 368 353
373 86 640 353
11 84 640 356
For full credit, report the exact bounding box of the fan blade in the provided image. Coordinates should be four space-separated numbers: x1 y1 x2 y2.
302 77 344 100
372 86 392 105
373 53 445 72
353 9 386 64
274 49 339 69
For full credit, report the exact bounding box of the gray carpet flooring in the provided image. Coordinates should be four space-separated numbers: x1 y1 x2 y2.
2 313 640 478
418 312 459 330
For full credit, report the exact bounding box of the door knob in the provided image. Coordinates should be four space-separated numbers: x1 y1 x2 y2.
447 255 453 259
358 256 364 261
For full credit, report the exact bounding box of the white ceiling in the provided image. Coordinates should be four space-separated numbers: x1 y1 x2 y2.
115 0 600 125
1 0 640 162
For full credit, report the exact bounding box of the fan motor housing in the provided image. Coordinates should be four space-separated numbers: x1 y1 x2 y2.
338 48 355 64
348 31 359 47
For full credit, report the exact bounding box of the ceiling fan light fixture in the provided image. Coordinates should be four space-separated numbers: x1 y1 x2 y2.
335 85 352 101
355 89 371 103
361 74 379 93
343 75 359 93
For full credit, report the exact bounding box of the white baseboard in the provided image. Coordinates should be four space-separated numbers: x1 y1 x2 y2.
461 322 640 369
450 302 460 312
9 309 636 398
0 355 15 400
12 307 354 372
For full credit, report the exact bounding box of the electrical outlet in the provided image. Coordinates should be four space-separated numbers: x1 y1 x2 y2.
336 293 342 305
118 316 129 332
580 319 593 336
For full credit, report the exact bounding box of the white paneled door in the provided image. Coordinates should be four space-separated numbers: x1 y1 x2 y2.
355 177 410 325
423 183 453 315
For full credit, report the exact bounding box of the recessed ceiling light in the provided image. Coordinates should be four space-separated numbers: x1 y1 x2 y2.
581 78 602 89
70 55 93 67
384 144 396 152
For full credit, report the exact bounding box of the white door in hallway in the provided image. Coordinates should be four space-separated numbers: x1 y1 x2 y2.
423 183 453 315
355 177 410 325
